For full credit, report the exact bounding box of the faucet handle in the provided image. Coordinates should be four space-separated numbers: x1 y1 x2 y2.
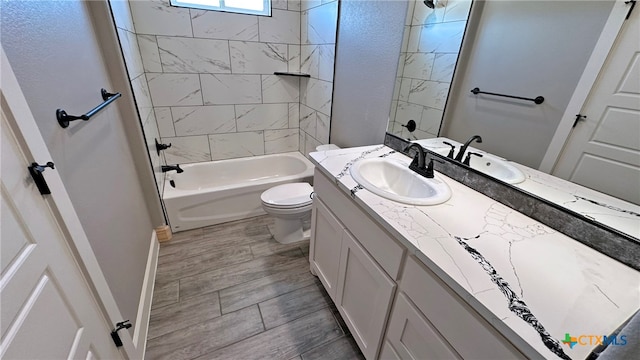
463 152 483 166
425 157 445 178
155 138 172 155
442 141 456 159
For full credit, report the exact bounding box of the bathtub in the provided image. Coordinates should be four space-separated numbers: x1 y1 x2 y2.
163 152 314 232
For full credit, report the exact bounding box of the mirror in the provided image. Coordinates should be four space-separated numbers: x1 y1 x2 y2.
387 0 472 141
386 0 639 241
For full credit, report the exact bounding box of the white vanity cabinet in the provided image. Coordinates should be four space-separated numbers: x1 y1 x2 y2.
310 169 526 360
309 199 344 300
310 170 402 359
385 256 526 359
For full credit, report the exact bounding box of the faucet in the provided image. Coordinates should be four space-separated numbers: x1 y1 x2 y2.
454 135 483 162
463 152 483 166
405 143 438 178
161 164 183 173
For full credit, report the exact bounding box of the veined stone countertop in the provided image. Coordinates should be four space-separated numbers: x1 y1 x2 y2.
310 145 639 360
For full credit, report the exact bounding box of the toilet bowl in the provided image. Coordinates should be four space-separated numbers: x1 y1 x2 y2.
261 144 340 244
261 182 314 244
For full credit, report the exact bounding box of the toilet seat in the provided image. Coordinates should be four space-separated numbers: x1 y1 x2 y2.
261 183 313 209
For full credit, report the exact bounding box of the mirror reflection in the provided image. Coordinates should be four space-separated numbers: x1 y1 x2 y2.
387 0 639 239
388 0 472 140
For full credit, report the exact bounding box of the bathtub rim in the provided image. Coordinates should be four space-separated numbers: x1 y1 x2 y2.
162 151 314 200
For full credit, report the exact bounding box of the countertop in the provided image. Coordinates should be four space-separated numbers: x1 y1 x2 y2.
310 145 639 360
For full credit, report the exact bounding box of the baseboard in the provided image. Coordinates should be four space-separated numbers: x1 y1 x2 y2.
132 230 159 358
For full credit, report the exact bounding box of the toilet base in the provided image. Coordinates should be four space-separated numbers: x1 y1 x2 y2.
272 217 310 244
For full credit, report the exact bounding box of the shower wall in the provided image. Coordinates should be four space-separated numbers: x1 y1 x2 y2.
299 0 338 155
388 0 471 140
110 0 338 182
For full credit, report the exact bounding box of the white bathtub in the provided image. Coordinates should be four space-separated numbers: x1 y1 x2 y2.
163 152 314 232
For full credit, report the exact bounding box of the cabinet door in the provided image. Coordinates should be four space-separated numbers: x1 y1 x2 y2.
336 230 396 360
386 293 461 360
310 198 344 300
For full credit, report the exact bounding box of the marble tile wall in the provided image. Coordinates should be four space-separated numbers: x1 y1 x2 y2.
299 0 338 156
389 0 471 140
111 0 337 166
123 0 329 163
110 0 166 196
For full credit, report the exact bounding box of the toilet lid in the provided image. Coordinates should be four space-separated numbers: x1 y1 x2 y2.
261 183 313 208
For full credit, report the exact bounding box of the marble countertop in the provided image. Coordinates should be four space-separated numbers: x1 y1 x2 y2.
310 145 639 360
414 137 640 239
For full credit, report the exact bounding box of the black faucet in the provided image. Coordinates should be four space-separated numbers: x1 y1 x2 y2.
454 135 483 162
405 143 438 178
442 141 456 159
161 164 183 173
463 152 483 166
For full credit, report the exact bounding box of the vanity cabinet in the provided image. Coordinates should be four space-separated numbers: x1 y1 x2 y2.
311 169 403 359
310 169 526 360
309 199 343 300
336 229 396 359
310 197 396 359
385 292 461 359
386 256 525 359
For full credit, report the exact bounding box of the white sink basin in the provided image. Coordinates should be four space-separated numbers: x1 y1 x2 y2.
349 158 452 205
426 147 525 184
465 153 525 184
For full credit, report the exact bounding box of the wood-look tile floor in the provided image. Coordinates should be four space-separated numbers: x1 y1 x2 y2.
145 215 364 360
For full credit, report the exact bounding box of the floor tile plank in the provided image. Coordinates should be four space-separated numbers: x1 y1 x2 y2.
145 305 264 360
151 281 179 310
197 308 343 360
259 283 332 329
219 267 316 314
155 245 253 283
179 249 305 300
148 291 221 340
301 336 365 360
250 238 310 258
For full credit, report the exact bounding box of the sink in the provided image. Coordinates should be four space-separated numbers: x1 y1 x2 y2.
349 158 452 205
426 147 525 184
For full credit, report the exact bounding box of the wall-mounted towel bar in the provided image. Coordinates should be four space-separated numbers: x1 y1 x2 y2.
470 87 544 105
57 88 122 128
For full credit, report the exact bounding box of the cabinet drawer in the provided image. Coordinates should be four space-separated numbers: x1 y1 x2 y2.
401 256 525 359
314 169 405 279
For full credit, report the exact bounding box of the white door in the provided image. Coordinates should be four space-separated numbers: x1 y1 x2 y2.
552 9 640 205
1 49 130 359
1 108 123 359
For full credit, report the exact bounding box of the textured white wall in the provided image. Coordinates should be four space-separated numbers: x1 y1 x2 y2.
330 0 408 147
442 0 614 168
1 0 158 329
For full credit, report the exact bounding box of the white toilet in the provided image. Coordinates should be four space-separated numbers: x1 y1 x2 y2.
261 144 340 244
261 182 314 244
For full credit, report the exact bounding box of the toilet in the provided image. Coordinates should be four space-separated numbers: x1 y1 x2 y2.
261 144 340 244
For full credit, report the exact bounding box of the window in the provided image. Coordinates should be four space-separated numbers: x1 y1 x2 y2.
170 0 271 16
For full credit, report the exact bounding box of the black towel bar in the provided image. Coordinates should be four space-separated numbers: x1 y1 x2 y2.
470 87 544 105
57 88 122 128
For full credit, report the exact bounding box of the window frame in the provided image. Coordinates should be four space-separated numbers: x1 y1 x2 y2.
169 0 272 17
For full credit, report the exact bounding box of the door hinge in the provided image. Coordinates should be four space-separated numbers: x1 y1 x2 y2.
625 0 636 20
110 320 131 347
27 162 55 195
